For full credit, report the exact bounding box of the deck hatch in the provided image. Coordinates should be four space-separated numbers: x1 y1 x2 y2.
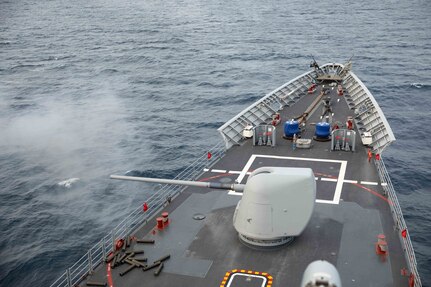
220 270 273 287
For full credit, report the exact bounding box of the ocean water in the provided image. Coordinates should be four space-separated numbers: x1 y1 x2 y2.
0 0 430 286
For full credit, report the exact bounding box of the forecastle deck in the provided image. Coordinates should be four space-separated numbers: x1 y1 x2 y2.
50 64 421 287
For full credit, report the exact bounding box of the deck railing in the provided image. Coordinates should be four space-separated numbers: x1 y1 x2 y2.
375 158 422 286
49 141 226 287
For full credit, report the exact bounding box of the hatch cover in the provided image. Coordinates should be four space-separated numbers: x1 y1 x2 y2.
220 270 273 287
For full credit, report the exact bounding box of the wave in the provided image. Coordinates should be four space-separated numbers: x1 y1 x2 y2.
230 94 262 105
197 81 236 88
57 178 80 188
194 121 226 129
9 103 38 111
41 55 75 62
10 64 44 70
410 83 430 89
97 68 119 74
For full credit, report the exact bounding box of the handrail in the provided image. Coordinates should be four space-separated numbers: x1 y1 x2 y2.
343 71 396 155
375 158 422 286
49 141 226 287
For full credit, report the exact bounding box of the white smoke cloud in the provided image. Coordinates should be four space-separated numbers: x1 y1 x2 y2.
0 85 132 180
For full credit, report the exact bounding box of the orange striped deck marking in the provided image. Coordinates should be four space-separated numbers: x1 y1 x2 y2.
219 269 273 287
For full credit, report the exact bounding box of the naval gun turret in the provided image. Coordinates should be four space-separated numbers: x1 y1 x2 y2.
111 166 316 248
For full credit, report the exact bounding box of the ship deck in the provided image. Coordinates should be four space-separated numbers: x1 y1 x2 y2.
83 83 409 286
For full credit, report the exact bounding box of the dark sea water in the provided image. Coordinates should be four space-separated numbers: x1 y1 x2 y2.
0 0 430 286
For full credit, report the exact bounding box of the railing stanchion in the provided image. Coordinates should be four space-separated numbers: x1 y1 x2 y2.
88 249 93 274
111 231 115 251
66 268 71 287
101 239 106 261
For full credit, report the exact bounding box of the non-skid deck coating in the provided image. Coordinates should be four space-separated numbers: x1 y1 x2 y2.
84 84 409 286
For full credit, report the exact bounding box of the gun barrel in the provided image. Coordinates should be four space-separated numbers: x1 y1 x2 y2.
110 175 245 192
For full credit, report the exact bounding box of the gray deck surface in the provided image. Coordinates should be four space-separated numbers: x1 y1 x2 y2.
83 83 409 286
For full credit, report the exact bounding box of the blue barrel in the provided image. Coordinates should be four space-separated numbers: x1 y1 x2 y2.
315 122 331 138
284 120 300 137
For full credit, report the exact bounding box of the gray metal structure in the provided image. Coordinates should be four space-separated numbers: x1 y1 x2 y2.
49 63 421 287
343 71 396 155
331 129 356 152
253 125 277 147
